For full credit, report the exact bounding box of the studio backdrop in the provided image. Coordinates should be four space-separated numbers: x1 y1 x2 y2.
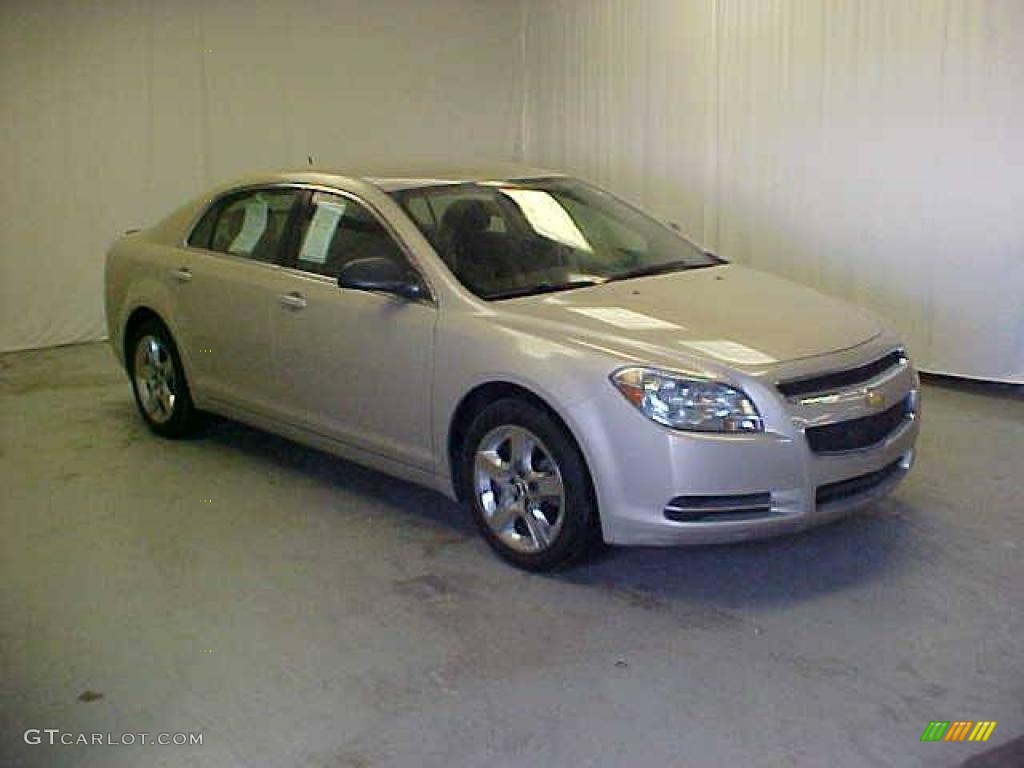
522 0 1023 383
2 0 1021 382
0 0 525 354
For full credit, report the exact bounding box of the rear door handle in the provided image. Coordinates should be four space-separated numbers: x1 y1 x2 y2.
278 292 307 310
169 267 192 283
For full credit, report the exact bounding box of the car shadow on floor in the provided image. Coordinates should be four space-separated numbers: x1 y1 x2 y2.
185 412 915 611
564 501 915 610
199 415 477 537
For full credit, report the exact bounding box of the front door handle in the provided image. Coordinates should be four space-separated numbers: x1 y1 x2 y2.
169 267 192 283
278 292 307 310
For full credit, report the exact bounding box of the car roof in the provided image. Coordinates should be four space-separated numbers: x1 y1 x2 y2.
231 162 564 193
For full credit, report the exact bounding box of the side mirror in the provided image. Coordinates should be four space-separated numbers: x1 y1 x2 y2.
337 257 425 301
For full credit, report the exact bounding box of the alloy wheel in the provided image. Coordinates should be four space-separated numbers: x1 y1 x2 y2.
473 425 566 553
133 334 177 424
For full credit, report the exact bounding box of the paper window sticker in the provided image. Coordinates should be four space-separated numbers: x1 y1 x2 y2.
229 199 269 255
299 199 347 265
501 188 592 253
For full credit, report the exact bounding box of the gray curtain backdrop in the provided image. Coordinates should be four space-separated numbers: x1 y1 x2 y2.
0 0 525 353
523 0 1023 383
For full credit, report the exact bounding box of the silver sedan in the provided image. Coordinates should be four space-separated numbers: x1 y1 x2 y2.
105 165 919 570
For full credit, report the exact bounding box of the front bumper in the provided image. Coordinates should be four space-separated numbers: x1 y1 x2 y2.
570 343 920 547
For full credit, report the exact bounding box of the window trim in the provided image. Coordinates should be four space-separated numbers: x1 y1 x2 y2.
181 182 436 305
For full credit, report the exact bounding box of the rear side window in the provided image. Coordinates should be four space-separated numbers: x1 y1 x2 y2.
190 188 300 263
187 204 218 249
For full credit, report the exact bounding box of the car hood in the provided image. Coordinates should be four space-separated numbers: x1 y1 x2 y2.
493 264 882 371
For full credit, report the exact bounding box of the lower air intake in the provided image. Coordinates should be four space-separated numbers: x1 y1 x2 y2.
815 460 904 507
664 493 773 522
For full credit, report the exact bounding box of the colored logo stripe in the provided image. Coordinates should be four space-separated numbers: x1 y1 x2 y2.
921 722 949 742
969 722 997 742
944 721 973 741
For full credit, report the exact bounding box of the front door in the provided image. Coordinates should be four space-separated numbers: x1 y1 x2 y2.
272 190 437 471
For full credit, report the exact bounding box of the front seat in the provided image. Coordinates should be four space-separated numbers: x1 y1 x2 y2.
437 199 513 291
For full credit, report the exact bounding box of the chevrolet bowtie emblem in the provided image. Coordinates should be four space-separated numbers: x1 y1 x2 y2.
865 388 885 408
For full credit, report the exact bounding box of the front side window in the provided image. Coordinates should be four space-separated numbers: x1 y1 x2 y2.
392 178 718 299
204 188 300 263
293 192 409 278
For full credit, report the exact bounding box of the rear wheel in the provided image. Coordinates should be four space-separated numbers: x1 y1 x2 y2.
460 398 599 570
128 319 205 438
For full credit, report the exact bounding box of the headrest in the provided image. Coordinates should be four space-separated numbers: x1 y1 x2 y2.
440 198 490 234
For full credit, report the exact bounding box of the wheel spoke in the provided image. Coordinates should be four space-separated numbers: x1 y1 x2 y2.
508 430 535 473
476 450 512 485
157 354 174 378
522 507 552 548
158 385 174 416
152 385 165 416
142 382 158 412
146 338 161 367
488 497 519 532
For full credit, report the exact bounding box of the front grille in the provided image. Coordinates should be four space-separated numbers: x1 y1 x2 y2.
664 493 773 522
805 398 910 454
816 460 904 507
778 350 905 398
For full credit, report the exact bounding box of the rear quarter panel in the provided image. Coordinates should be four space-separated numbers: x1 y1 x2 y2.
104 234 192 378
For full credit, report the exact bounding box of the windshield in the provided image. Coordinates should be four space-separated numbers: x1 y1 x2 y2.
390 178 720 300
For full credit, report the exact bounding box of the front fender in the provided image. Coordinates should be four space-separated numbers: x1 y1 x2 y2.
431 314 615 497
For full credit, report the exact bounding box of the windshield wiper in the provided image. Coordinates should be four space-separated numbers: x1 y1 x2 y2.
486 279 605 300
606 259 694 282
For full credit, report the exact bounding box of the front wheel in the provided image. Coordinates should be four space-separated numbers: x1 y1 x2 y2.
460 398 599 571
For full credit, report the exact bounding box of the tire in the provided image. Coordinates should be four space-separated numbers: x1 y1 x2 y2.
127 318 205 438
460 398 599 571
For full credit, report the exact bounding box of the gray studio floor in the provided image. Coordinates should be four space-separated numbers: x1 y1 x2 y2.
1 342 1021 768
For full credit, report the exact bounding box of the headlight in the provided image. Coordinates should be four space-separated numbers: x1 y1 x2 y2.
611 367 763 433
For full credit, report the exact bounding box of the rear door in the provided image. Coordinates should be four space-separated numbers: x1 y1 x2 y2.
174 186 307 417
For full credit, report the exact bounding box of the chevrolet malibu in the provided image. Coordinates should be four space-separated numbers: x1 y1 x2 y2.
105 165 920 570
